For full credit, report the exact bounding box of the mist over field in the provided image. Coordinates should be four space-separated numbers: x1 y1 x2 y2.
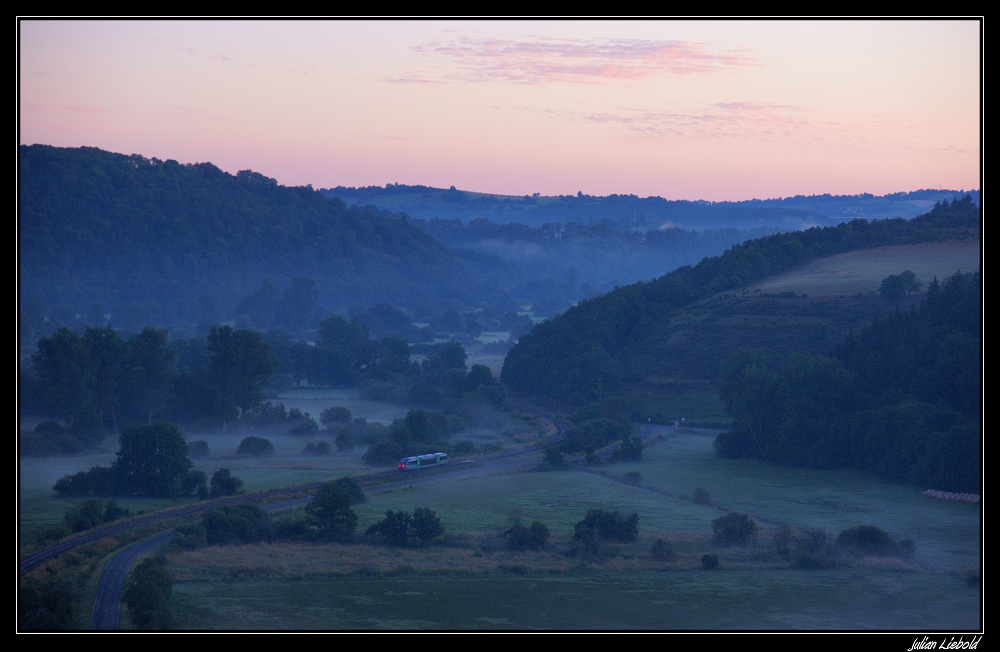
19 19 980 634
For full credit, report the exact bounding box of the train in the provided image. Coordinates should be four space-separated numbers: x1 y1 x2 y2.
398 452 449 470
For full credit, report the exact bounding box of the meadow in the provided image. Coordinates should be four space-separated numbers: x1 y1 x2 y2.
162 431 981 630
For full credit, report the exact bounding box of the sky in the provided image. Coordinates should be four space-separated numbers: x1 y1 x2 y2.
19 20 981 201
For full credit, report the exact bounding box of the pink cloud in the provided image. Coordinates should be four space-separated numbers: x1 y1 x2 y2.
392 36 759 84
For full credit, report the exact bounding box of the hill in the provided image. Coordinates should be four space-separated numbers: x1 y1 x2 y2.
18 145 510 328
324 183 979 231
500 197 979 409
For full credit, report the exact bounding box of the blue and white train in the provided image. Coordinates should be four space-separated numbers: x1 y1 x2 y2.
398 452 449 470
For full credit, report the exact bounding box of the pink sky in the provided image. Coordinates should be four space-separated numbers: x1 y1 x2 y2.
19 20 980 201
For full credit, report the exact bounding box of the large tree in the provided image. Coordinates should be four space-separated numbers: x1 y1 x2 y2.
113 422 193 497
207 326 278 421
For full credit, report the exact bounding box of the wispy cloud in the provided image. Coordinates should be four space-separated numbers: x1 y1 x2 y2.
388 35 759 85
521 102 924 149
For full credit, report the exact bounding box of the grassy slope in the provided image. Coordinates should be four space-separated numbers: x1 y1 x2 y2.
625 236 981 420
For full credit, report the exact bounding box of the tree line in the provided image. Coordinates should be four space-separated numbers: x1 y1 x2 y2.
715 271 980 493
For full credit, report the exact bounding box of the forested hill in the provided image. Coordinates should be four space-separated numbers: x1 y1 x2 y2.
324 183 979 231
500 197 980 407
19 145 506 320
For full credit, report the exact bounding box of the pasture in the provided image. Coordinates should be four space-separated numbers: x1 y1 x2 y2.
162 431 981 630
752 237 980 297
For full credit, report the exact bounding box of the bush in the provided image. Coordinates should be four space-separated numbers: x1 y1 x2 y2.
122 556 173 630
712 512 757 546
363 441 405 466
201 504 270 545
187 440 210 458
33 525 71 546
20 421 85 457
64 499 105 532
288 416 319 436
503 519 549 551
692 487 711 505
321 406 352 426
331 476 366 505
366 510 410 546
609 436 643 463
237 436 274 456
19 578 75 631
701 554 720 570
650 539 676 562
410 507 444 543
302 441 331 456
836 525 911 557
574 509 639 545
209 468 243 498
774 524 795 556
335 429 354 452
170 523 208 550
306 482 358 542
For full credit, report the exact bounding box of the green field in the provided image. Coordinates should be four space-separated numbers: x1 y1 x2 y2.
161 432 980 630
753 237 980 297
169 570 980 630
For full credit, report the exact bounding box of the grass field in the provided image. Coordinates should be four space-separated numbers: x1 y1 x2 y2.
753 237 980 297
169 566 979 630
161 431 980 630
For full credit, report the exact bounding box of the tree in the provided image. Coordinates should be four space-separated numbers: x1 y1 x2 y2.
712 512 757 545
113 423 193 497
122 556 173 630
209 468 243 497
366 510 410 546
207 326 279 421
306 481 358 541
410 507 444 543
31 327 91 421
83 326 125 432
124 327 173 424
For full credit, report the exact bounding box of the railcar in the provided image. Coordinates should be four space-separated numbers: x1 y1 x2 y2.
398 452 449 470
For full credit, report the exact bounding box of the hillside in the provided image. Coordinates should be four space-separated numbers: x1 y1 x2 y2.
501 197 979 409
324 183 979 231
18 145 510 326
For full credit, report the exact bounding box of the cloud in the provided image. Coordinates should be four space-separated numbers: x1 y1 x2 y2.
177 47 233 63
389 35 759 85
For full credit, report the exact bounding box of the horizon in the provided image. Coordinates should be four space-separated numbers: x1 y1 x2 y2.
19 20 981 202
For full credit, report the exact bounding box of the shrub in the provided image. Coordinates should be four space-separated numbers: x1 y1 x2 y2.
362 441 405 466
774 524 795 556
366 510 410 546
609 436 643 463
321 406 352 426
19 578 75 631
574 509 639 545
701 554 720 570
187 440 210 458
331 476 366 504
302 441 331 456
503 519 549 551
209 468 243 498
201 504 270 545
650 539 677 562
452 440 476 455
237 436 274 456
410 507 444 543
33 525 71 546
692 487 711 505
102 499 131 522
306 482 358 542
288 416 319 436
64 500 105 532
335 429 354 452
836 525 911 557
170 523 208 550
712 512 757 546
122 556 173 630
584 445 601 465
